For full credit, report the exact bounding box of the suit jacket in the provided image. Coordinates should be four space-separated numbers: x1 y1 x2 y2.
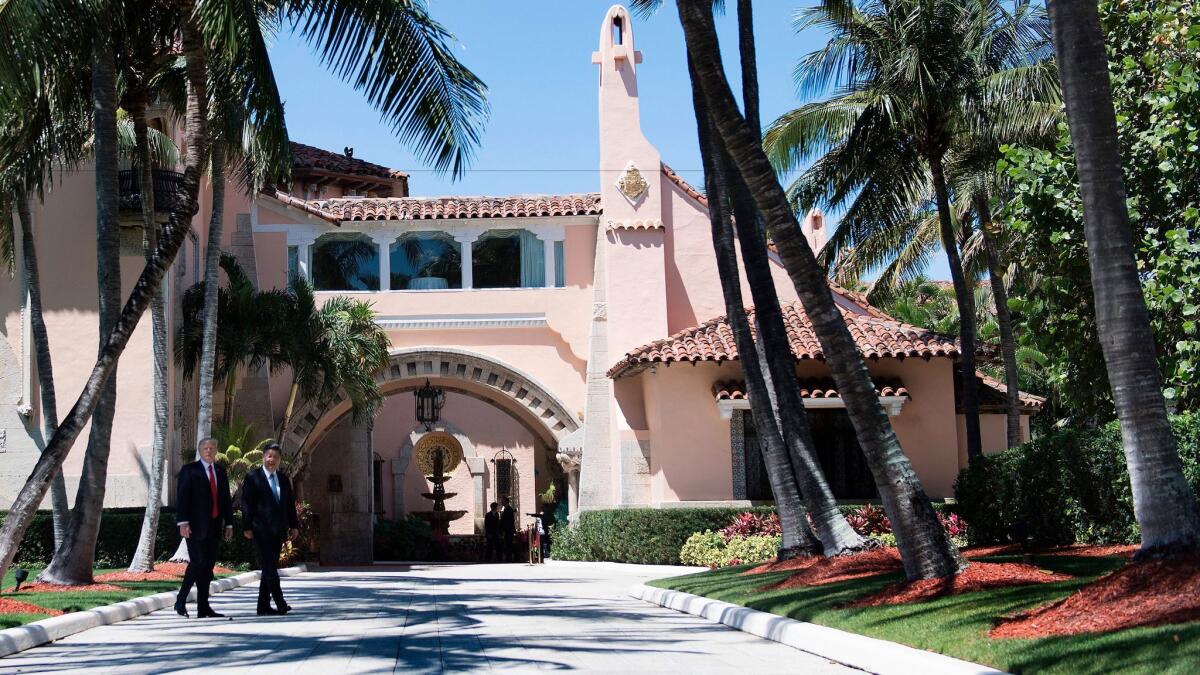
499 506 516 534
176 460 234 540
241 468 299 541
484 511 501 538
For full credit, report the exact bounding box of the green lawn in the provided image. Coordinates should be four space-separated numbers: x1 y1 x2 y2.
0 565 237 629
651 554 1199 675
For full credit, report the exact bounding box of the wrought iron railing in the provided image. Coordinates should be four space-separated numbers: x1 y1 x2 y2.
118 168 185 214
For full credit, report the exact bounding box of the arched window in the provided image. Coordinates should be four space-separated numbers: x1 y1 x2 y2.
312 233 379 291
472 229 544 288
391 232 462 290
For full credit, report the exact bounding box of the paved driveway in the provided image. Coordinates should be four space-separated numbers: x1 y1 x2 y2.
0 561 855 674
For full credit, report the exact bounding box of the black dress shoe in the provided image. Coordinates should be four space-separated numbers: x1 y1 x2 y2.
276 604 291 615
197 609 225 618
174 600 189 618
257 607 280 616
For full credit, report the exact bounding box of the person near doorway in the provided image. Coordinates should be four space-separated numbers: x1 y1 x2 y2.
484 502 502 562
174 437 234 618
241 442 299 615
499 497 516 562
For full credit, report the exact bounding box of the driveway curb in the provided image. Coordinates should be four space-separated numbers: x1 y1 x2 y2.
0 563 308 658
630 584 1006 675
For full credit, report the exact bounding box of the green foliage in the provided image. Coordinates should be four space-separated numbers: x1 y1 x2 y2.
0 508 258 567
373 516 435 561
679 531 781 569
999 0 1200 422
549 507 776 565
956 412 1200 546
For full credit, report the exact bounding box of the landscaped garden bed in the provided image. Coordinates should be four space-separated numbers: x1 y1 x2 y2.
651 546 1200 674
0 564 238 629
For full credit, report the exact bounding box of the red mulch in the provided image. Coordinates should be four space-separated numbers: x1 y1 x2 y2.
991 552 1200 639
762 549 905 589
0 598 63 616
7 582 126 593
964 544 1137 559
847 562 1072 608
94 570 181 582
153 562 234 576
742 556 822 576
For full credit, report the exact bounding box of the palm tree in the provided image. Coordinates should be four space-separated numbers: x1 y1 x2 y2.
1 0 487 582
1046 0 1200 555
677 0 964 580
763 0 1058 464
280 285 391 484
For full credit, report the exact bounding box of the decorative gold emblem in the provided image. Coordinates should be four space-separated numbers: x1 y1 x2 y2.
413 431 464 477
617 163 648 200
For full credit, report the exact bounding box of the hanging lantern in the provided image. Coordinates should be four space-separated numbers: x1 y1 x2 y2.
415 379 445 431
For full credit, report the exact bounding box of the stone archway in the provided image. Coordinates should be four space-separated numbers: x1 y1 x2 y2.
286 348 580 564
285 347 580 463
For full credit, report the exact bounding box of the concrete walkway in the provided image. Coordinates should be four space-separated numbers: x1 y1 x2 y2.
0 562 856 674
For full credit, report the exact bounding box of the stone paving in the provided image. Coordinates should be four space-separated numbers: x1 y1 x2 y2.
0 561 856 674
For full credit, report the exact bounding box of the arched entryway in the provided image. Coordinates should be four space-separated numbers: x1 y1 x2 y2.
287 348 580 564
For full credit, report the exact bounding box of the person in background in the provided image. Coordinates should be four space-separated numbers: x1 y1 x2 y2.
484 502 502 562
499 497 516 562
241 442 299 615
174 437 234 618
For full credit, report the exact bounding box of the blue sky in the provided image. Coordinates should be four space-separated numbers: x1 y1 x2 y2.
268 1 951 280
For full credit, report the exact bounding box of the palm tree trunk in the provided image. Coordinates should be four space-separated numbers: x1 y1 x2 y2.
929 160 983 465
1047 0 1200 555
691 75 817 558
16 196 71 548
974 193 1022 447
222 368 237 427
677 0 963 580
196 149 225 441
40 43 123 585
129 95 169 573
727 0 863 556
0 17 211 586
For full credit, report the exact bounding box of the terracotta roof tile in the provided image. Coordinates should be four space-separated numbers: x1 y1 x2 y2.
314 193 602 221
607 301 961 378
291 142 407 180
965 370 1045 412
661 163 708 206
713 378 910 401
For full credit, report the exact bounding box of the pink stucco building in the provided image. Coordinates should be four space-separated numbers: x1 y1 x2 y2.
0 6 1038 563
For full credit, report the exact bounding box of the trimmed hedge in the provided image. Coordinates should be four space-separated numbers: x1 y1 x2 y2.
955 411 1200 547
1 507 258 567
549 504 953 565
550 507 777 565
374 516 436 561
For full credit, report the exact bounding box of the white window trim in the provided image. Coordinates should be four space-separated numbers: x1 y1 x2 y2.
717 395 908 420
374 313 548 330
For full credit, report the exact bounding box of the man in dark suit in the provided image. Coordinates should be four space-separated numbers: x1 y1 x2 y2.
483 502 501 562
175 437 234 618
241 442 299 616
499 497 516 562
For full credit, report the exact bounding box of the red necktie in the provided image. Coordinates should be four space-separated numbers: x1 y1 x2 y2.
208 465 219 518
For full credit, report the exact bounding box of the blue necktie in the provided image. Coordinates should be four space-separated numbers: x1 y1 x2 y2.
269 473 280 503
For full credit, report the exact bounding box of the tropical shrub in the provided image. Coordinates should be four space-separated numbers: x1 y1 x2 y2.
679 530 781 569
956 411 1200 546
720 512 781 540
843 504 890 536
373 516 435 561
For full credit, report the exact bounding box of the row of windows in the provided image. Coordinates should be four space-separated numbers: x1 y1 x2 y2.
291 230 566 291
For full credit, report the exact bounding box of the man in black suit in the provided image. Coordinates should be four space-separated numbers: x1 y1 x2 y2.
499 496 516 562
483 502 501 562
241 442 299 615
175 437 234 618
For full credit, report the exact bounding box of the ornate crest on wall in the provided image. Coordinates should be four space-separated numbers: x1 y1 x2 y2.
616 161 649 201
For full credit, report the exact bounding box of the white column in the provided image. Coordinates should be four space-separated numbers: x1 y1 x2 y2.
543 237 556 288
294 237 316 282
370 232 393 291
454 232 479 290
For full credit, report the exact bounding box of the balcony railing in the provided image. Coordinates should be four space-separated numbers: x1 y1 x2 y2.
118 168 185 214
